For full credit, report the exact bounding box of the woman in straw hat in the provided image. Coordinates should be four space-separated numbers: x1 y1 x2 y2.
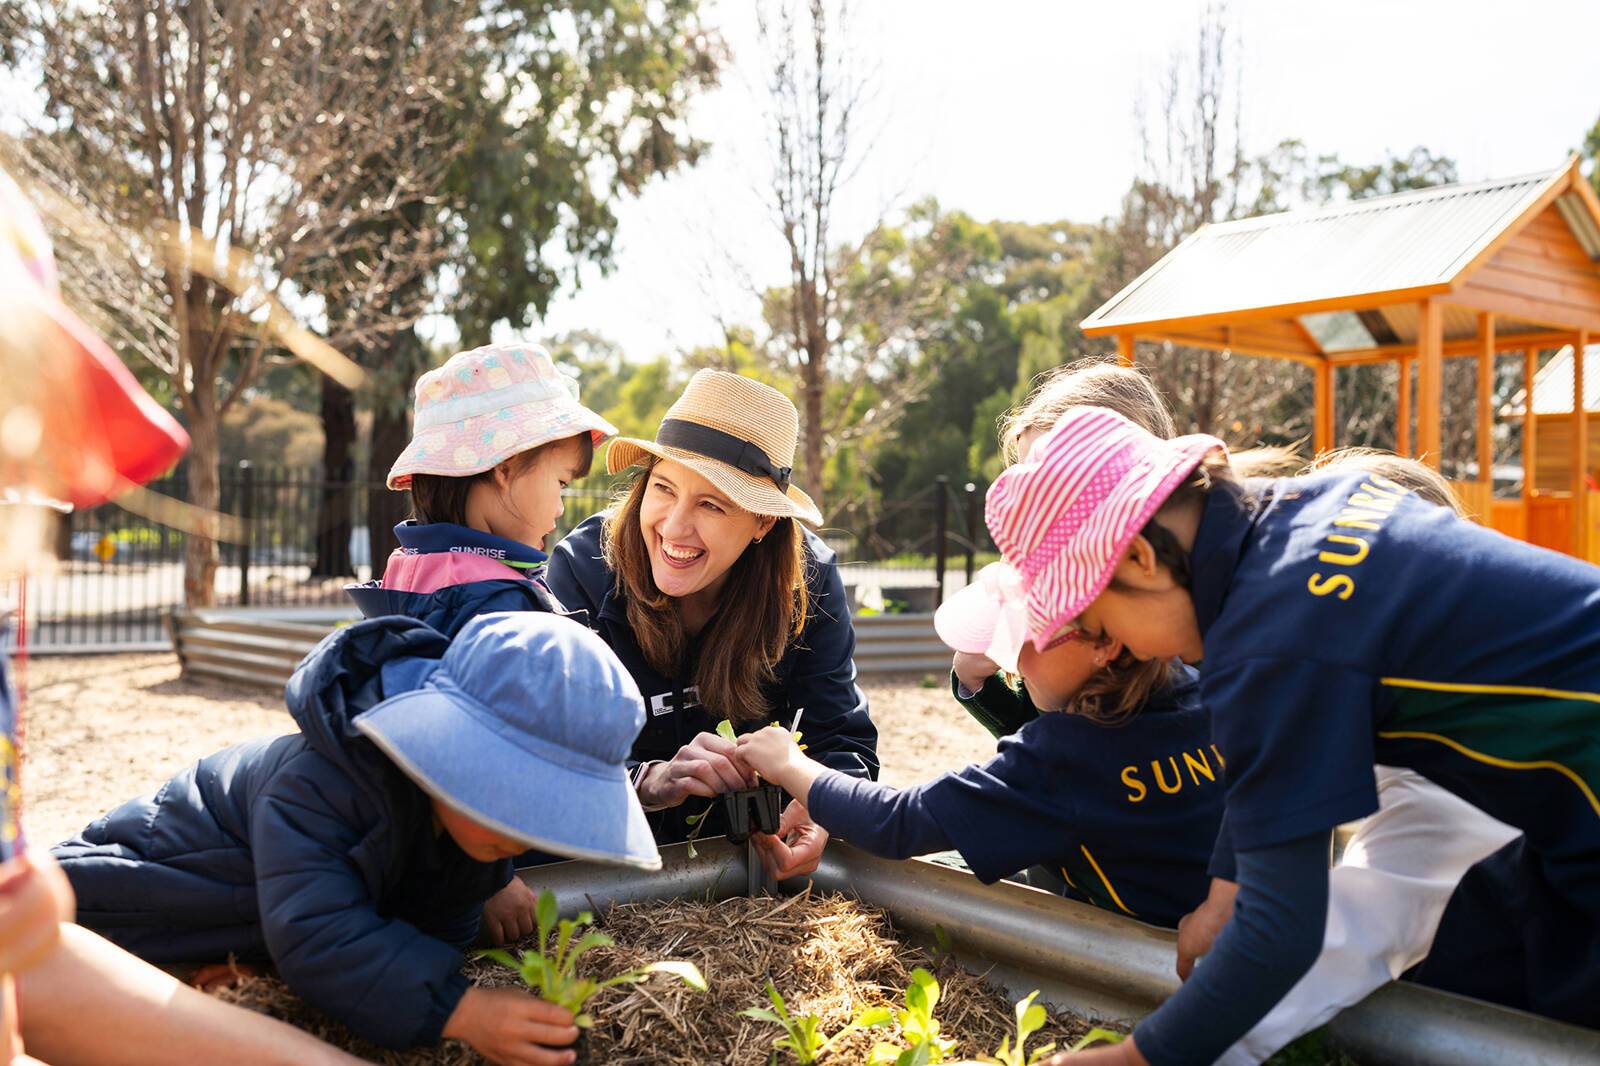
547 369 878 878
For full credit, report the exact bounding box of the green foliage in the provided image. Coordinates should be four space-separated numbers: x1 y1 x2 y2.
1067 1028 1126 1053
716 719 737 742
739 980 892 1063
980 989 1055 1066
869 968 956 1065
480 890 705 1027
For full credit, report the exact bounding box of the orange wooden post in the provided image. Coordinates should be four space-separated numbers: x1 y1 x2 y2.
1417 300 1443 469
1117 333 1135 367
1574 331 1589 559
1523 347 1539 501
1314 360 1334 455
1477 313 1495 487
1396 357 1412 456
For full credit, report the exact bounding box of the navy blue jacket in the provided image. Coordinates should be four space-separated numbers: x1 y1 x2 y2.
809 667 1218 928
546 513 878 844
52 617 513 1049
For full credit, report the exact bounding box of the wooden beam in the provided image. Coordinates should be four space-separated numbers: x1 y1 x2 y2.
1325 329 1575 366
1397 358 1412 456
1417 300 1444 469
1523 347 1539 501
1574 330 1589 559
1478 312 1495 484
1081 282 1455 338
1117 333 1135 367
1314 360 1334 455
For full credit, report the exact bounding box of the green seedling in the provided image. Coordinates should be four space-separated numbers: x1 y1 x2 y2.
739 979 892 1063
979 990 1054 1066
479 890 706 1027
1067 1028 1127 1053
685 721 738 859
869 968 957 1065
717 719 738 742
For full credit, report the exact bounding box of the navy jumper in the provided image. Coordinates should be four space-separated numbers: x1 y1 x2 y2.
546 513 878 844
808 666 1220 928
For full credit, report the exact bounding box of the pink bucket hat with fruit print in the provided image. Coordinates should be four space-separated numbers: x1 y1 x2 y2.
388 343 617 490
935 407 1225 670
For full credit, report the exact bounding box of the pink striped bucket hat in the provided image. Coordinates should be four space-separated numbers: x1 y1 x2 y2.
388 343 617 490
934 407 1224 669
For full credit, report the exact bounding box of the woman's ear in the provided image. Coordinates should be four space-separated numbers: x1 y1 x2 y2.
754 514 778 542
1099 635 1125 662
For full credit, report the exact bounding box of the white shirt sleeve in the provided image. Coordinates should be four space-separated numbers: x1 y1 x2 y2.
1216 766 1521 1065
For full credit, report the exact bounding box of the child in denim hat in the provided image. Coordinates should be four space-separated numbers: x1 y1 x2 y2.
349 342 617 639
54 611 657 1064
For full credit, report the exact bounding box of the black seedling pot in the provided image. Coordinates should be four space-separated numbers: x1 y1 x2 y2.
569 1028 590 1066
722 784 784 844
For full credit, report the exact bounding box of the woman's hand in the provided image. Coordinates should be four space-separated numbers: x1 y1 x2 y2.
635 731 755 809
952 651 1000 694
0 852 74 976
1176 877 1238 981
442 987 578 1066
481 878 539 946
750 800 829 880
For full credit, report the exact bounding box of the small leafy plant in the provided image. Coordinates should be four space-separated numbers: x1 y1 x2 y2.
740 979 892 1063
480 890 706 1027
1067 1028 1127 1053
980 990 1054 1066
869 968 957 1065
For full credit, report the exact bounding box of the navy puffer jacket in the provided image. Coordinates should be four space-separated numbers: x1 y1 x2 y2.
53 616 513 1049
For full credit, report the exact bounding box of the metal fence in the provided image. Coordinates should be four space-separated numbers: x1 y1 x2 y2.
9 464 994 652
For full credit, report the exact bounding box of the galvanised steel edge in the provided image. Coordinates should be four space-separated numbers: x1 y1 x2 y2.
518 839 1600 1066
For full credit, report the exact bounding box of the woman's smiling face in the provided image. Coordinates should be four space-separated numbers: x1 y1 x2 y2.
638 459 776 603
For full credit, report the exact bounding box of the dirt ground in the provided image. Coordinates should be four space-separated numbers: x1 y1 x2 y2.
21 654 996 846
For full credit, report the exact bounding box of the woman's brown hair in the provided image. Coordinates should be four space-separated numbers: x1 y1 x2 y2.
601 459 810 723
408 434 594 527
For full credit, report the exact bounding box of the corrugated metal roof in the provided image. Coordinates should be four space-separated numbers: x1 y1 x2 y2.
1084 167 1570 332
1504 345 1600 416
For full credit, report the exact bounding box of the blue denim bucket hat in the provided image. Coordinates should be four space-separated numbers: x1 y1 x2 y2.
354 611 660 870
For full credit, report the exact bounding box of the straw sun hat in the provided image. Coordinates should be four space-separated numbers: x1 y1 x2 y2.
606 370 823 525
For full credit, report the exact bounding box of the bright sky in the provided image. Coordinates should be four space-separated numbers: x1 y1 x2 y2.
519 0 1600 363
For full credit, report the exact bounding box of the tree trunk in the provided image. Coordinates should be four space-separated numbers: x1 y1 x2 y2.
313 375 356 577
183 394 221 606
366 392 411 576
801 354 826 499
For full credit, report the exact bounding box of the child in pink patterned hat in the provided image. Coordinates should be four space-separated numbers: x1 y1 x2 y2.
997 406 1600 1066
351 342 618 637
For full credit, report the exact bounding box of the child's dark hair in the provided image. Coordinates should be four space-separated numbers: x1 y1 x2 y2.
1113 453 1242 594
409 434 594 526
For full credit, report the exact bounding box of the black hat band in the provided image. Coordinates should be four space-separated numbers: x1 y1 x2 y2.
656 419 792 492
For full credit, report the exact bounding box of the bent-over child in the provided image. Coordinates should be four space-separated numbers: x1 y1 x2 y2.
55 612 659 1064
999 408 1600 1066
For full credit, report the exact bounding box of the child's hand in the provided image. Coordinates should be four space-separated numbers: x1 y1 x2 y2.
952 651 1001 693
1176 877 1238 981
481 877 539 945
0 851 74 976
735 726 806 784
443 986 578 1066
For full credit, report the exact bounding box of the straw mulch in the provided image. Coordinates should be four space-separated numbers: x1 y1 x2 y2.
213 889 1116 1064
